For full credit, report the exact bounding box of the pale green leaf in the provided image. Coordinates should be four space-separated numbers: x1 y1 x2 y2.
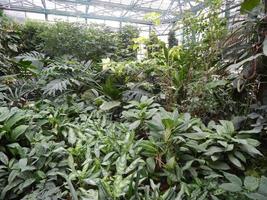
146 157 155 172
165 157 176 170
244 176 259 191
129 120 141 130
241 144 262 157
210 162 230 170
11 125 28 140
19 158 27 171
5 112 26 130
116 154 127 175
19 178 35 191
234 151 246 163
223 172 242 186
68 128 77 145
245 193 267 200
204 146 224 156
0 152 8 165
220 183 242 192
0 107 10 122
100 101 121 111
258 176 267 196
228 154 243 169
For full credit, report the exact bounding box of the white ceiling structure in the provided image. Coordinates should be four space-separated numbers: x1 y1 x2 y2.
0 0 241 37
0 0 203 24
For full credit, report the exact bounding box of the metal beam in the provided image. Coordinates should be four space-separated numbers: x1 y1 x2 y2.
163 2 205 24
161 0 176 21
0 4 153 24
41 0 48 20
53 0 166 13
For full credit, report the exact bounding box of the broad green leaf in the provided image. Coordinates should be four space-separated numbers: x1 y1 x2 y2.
113 175 130 197
68 128 77 145
139 141 158 157
244 176 259 191
219 120 235 135
146 157 155 172
204 146 224 156
234 151 246 163
164 128 172 142
246 138 261 147
57 172 78 200
98 181 113 199
8 170 18 184
19 178 35 191
11 125 28 140
241 144 263 157
100 101 121 111
84 178 98 186
183 159 205 171
0 179 23 199
116 154 127 175
162 118 175 129
7 143 25 157
223 172 242 186
5 112 26 130
129 120 141 130
228 154 243 169
19 158 27 171
184 131 209 140
258 176 267 196
0 107 10 122
220 183 242 192
68 154 75 171
165 156 176 170
210 162 230 170
0 152 8 165
245 193 267 200
125 158 143 174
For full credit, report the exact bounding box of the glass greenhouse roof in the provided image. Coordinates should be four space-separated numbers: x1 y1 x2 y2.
0 0 205 25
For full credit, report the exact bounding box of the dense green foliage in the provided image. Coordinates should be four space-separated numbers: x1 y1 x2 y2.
0 0 267 199
19 21 139 62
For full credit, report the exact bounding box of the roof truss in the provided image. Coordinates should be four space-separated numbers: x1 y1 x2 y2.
0 0 205 25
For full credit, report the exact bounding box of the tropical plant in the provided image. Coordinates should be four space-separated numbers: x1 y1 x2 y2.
122 96 160 130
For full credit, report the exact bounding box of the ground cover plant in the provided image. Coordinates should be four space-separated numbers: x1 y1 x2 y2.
1 0 267 199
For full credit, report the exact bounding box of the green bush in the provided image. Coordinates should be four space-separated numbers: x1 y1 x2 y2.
19 21 139 62
19 20 48 53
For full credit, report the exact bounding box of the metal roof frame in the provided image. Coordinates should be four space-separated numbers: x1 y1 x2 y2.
0 0 205 25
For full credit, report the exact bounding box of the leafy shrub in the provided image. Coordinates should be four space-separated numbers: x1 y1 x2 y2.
19 20 48 53
19 21 139 62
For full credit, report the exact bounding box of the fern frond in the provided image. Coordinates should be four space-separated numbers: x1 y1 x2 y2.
42 79 71 96
42 78 80 96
